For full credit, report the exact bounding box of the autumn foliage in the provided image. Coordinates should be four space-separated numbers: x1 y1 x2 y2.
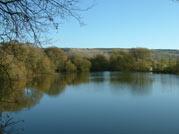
0 42 179 80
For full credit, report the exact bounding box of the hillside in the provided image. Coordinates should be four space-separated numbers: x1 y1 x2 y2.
62 48 179 59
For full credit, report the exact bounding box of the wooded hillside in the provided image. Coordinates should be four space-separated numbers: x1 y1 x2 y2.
62 48 179 59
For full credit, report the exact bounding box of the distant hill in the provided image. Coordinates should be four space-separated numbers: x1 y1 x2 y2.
152 49 179 60
62 48 179 60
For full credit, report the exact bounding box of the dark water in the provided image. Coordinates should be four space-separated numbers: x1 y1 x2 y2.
1 72 179 134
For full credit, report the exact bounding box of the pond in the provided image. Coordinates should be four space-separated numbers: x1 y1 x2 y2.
0 72 179 134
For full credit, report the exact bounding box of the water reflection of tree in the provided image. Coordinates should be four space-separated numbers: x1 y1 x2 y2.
0 79 43 112
0 73 90 112
0 112 24 134
26 75 66 97
156 74 179 92
109 72 154 95
89 72 106 82
59 73 90 86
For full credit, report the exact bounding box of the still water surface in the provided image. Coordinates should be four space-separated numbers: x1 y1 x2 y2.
1 72 179 134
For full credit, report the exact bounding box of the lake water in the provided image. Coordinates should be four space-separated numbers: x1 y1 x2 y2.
1 72 179 134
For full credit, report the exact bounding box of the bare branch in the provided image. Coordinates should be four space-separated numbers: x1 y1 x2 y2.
0 0 93 45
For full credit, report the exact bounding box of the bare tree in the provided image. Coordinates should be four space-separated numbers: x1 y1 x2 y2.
0 0 93 45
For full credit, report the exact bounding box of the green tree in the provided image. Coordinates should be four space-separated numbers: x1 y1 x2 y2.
109 50 134 71
90 55 109 71
130 48 153 71
0 42 54 79
70 55 91 72
26 47 54 75
64 60 77 72
130 48 152 61
44 47 67 72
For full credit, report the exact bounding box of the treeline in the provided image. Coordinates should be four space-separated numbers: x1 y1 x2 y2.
90 48 179 74
0 42 91 80
0 42 179 80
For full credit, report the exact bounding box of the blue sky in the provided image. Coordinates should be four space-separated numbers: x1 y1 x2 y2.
48 0 179 49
